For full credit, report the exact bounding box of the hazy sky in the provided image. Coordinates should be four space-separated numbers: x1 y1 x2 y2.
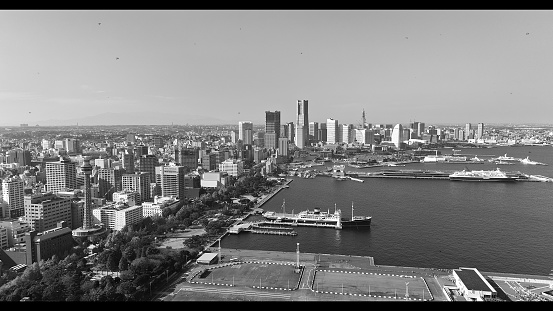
2 10 553 126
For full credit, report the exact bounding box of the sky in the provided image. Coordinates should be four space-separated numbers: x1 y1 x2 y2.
2 9 553 127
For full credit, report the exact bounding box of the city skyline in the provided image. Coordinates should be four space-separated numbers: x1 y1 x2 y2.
2 10 553 126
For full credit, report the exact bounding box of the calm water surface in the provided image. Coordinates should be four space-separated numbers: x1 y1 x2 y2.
221 146 553 275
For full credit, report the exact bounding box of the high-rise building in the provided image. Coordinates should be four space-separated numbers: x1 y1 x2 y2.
318 123 327 143
41 139 51 150
465 123 472 140
23 192 72 232
64 138 81 154
391 124 403 149
45 158 77 194
135 144 149 158
295 100 309 149
120 151 135 173
138 155 159 179
326 118 339 144
477 123 485 140
341 124 355 144
155 165 186 200
25 221 74 265
71 157 107 239
264 111 280 149
355 128 374 145
1 177 25 219
287 122 295 145
177 147 199 171
6 149 31 167
97 168 123 201
201 153 217 171
278 137 289 157
309 122 319 143
122 172 151 203
238 121 253 145
264 132 277 150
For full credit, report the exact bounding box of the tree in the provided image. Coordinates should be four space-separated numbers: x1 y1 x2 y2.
118 257 129 271
42 281 66 301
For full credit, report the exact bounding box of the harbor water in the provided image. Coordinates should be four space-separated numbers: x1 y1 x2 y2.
221 145 553 276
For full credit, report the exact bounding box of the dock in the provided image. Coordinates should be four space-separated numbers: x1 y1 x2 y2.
254 179 293 208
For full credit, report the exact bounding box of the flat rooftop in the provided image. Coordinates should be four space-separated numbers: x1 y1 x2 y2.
455 268 493 292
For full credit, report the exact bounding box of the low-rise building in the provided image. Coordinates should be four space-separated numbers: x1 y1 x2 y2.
92 203 143 231
452 267 497 301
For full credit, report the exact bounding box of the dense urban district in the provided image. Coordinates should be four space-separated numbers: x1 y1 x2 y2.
0 116 553 302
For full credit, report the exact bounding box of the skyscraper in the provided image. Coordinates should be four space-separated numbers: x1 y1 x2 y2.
46 158 77 194
309 121 319 143
120 150 135 173
326 118 339 144
64 138 81 154
477 123 485 140
318 123 327 143
6 149 31 167
238 121 253 145
341 124 355 144
391 124 403 149
287 122 295 145
278 137 289 157
295 100 309 148
138 154 159 181
264 111 280 149
465 123 472 140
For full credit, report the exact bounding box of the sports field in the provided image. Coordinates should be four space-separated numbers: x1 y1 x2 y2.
191 262 302 290
313 270 432 301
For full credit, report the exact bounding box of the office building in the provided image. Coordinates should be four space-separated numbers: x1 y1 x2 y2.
177 147 199 171
138 154 159 179
309 121 319 143
1 177 25 219
355 128 374 145
25 221 74 265
201 152 217 171
287 122 295 145
264 111 280 149
477 123 485 140
122 172 151 203
326 118 339 144
64 138 81 154
0 220 31 248
45 158 77 194
120 151 135 173
23 192 72 232
465 123 472 140
391 124 403 149
142 196 180 218
295 100 309 148
183 174 201 199
112 190 140 207
341 124 355 144
92 202 143 231
278 137 289 157
155 165 186 200
238 121 253 145
218 159 244 177
318 123 327 143
5 149 31 167
97 168 123 201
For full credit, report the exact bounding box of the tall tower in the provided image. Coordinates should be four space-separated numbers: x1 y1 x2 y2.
264 111 280 149
295 100 309 149
72 157 107 240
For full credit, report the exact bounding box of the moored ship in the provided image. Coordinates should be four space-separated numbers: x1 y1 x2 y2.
449 168 518 182
262 200 371 229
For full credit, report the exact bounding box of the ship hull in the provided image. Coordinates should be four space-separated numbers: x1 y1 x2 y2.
341 218 372 228
449 177 517 182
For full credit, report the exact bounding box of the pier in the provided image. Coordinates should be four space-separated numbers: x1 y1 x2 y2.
254 179 293 208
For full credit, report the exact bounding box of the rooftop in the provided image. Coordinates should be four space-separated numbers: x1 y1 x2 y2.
455 268 495 292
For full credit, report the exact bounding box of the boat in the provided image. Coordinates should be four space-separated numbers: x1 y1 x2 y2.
495 153 519 161
341 202 372 228
495 160 515 165
262 201 371 229
520 156 548 166
470 156 485 162
449 168 518 182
